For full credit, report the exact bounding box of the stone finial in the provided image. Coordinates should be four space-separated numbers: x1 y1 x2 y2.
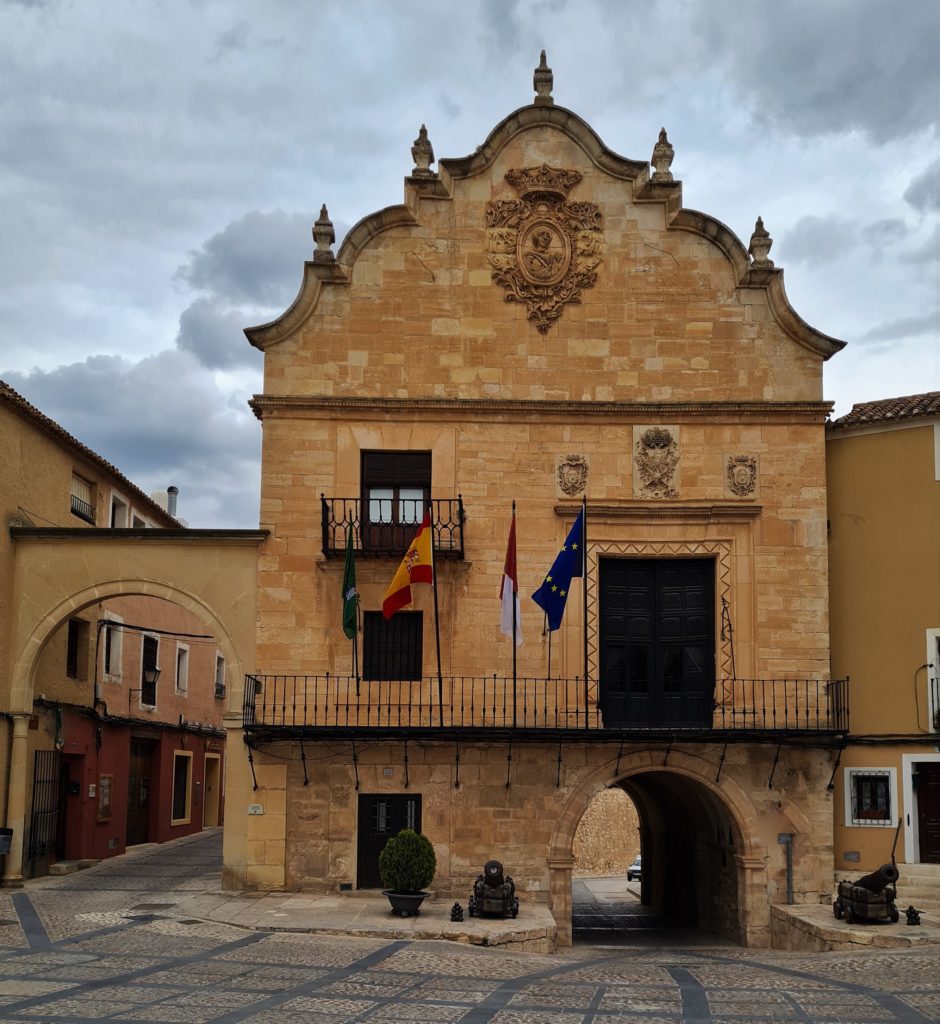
650 127 675 182
312 204 336 264
410 124 435 178
533 50 554 106
748 216 774 267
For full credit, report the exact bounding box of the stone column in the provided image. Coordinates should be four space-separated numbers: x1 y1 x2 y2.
1 715 31 887
548 855 574 946
734 853 770 947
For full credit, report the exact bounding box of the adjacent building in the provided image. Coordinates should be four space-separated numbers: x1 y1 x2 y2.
1 381 226 878
828 392 940 879
226 58 848 947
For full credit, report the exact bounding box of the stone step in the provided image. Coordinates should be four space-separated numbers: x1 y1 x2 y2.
48 859 99 876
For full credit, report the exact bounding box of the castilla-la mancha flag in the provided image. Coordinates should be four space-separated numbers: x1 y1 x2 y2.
382 510 434 618
499 514 523 646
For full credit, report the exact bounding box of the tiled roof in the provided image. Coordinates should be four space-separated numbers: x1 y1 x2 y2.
829 392 940 430
0 378 178 526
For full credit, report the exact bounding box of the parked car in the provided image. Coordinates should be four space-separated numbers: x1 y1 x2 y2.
627 855 642 881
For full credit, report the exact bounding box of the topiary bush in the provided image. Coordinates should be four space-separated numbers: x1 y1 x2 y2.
378 828 436 893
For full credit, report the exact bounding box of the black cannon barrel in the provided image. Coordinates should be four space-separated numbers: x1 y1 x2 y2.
853 863 899 893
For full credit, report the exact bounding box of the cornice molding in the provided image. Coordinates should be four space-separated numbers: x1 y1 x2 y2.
555 502 762 521
9 527 268 544
250 394 832 423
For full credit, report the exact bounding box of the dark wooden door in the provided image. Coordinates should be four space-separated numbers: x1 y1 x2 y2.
599 558 715 728
126 740 154 846
917 763 940 863
356 794 421 888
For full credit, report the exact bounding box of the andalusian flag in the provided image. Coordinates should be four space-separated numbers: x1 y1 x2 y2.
341 521 358 639
382 510 434 618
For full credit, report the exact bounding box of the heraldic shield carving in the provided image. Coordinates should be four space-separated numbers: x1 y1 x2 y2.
485 165 604 333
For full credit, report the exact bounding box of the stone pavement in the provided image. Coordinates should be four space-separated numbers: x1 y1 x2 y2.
0 830 936 1023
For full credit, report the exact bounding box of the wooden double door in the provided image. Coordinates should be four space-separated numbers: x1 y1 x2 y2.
917 763 940 863
356 794 422 889
599 557 715 729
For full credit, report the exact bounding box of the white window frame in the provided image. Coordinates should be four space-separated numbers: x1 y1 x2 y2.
109 491 129 528
925 629 940 733
844 767 898 828
101 613 124 682
175 643 189 696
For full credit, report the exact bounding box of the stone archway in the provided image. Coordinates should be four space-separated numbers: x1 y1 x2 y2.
3 528 264 885
549 747 771 947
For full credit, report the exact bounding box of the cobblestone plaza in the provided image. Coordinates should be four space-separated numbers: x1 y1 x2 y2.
0 832 936 1023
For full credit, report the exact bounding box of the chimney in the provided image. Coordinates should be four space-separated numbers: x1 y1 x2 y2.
167 485 179 518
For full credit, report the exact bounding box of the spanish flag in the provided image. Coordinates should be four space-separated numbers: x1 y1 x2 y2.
382 510 434 618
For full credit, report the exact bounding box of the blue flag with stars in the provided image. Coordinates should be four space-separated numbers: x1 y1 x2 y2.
531 507 584 631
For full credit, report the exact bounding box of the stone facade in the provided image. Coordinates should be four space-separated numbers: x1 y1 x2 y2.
573 787 639 876
233 64 845 947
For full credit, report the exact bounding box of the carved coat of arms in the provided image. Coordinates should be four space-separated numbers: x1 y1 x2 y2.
634 427 679 498
557 455 588 496
726 454 758 497
486 165 604 333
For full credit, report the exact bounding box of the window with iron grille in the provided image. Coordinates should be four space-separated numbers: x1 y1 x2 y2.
845 768 896 826
141 634 159 706
70 474 95 524
362 611 423 681
214 653 226 698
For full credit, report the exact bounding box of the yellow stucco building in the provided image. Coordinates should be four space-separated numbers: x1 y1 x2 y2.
229 56 849 948
828 393 940 909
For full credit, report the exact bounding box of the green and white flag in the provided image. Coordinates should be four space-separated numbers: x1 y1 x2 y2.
341 522 358 639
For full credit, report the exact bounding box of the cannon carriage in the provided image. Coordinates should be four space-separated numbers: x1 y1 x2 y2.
468 860 519 919
833 863 900 925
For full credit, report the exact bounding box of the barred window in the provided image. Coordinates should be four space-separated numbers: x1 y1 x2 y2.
362 611 423 681
846 768 895 826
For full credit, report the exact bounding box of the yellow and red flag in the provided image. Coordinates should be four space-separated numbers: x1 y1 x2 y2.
382 510 434 618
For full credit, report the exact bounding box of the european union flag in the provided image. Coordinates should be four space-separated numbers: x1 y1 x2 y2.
531 507 584 631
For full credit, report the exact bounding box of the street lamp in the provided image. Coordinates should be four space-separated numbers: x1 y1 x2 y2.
129 665 161 712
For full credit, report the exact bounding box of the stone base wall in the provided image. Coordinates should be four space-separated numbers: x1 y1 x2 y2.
573 787 640 876
231 737 836 947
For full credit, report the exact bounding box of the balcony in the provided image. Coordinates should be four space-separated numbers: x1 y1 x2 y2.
70 494 95 524
321 496 465 559
242 674 849 742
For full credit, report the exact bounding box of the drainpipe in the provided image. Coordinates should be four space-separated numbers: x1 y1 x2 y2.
777 832 794 904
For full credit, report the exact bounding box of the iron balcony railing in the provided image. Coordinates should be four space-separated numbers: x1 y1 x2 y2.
70 494 95 523
243 674 849 736
320 496 464 559
931 674 940 732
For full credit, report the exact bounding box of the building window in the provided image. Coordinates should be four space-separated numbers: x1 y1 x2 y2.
70 474 95 523
141 634 159 706
362 611 423 681
926 629 940 732
65 614 86 679
845 768 897 827
175 644 189 695
214 654 226 699
110 494 128 528
361 450 431 551
102 616 123 680
171 752 192 825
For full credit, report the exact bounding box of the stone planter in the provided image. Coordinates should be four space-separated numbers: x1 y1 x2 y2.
383 890 428 917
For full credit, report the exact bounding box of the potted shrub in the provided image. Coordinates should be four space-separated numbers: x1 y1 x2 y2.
379 828 436 917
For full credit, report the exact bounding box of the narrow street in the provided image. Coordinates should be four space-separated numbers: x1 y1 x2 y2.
0 830 936 1023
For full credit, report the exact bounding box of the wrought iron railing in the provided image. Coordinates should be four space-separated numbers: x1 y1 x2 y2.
320 496 464 559
243 674 849 735
930 675 940 732
70 494 95 523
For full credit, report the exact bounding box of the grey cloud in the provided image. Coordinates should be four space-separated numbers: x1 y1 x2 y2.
176 298 263 371
178 210 315 308
4 353 261 529
779 215 855 265
904 160 940 212
858 310 940 344
688 0 939 142
899 224 940 265
861 219 908 248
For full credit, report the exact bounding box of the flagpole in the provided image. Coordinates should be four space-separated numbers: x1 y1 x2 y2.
431 507 444 727
546 616 552 680
582 495 589 715
511 500 517 729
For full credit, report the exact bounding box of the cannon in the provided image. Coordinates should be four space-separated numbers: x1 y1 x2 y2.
833 863 900 925
468 860 519 919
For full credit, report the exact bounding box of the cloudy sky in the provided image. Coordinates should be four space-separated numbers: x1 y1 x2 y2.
2 0 938 528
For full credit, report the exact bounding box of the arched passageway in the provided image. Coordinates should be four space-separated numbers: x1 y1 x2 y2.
551 749 772 947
